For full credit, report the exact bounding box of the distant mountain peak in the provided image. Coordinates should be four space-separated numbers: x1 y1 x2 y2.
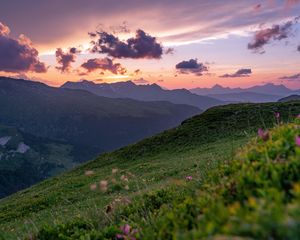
212 84 225 89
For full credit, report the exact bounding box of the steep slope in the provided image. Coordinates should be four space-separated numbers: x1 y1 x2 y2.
0 101 299 239
61 80 223 110
0 77 199 157
0 77 199 198
0 125 74 198
279 94 300 102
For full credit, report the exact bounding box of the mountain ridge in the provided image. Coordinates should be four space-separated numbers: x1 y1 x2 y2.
61 80 223 110
0 76 199 198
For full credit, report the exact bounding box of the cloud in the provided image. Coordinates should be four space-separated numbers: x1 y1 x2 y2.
0 22 47 73
286 0 300 7
248 18 298 52
55 47 80 73
90 29 163 59
133 69 141 75
279 73 300 80
219 68 252 78
254 4 262 11
2 1 300 48
298 45 300 51
165 47 175 55
133 78 149 84
175 59 208 76
80 57 126 75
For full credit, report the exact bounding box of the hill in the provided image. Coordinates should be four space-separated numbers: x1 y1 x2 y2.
191 83 300 103
0 101 299 239
0 125 75 198
208 91 281 103
61 80 223 110
0 77 199 198
279 95 300 102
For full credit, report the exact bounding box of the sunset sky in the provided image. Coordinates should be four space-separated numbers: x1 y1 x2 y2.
0 0 299 89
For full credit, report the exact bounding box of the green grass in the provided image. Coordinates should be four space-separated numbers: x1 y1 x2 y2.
0 102 300 239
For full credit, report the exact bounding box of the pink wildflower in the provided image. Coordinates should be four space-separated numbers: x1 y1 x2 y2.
296 136 300 147
258 128 270 141
116 224 138 240
186 176 193 181
85 170 94 176
297 114 300 119
90 183 97 191
100 180 108 192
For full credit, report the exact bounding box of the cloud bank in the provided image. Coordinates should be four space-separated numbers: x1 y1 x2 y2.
175 59 208 76
80 58 126 75
55 47 80 73
0 22 47 73
220 68 252 78
248 17 299 53
279 73 300 80
90 29 163 59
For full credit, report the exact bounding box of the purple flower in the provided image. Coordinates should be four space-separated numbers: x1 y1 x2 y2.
258 128 270 141
297 114 300 119
275 112 280 119
186 176 193 181
296 136 300 147
122 224 131 235
116 224 138 240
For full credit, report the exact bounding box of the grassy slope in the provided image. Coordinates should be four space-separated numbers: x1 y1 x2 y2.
0 102 300 239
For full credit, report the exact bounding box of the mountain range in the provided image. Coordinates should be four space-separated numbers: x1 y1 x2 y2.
0 77 199 198
190 83 300 103
61 80 223 110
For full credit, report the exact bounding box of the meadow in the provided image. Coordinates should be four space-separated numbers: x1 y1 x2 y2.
0 102 300 239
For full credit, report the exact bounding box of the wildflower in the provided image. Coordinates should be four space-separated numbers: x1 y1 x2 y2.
100 180 108 192
111 178 117 183
85 170 94 176
116 224 138 240
90 183 97 191
297 114 300 119
186 176 193 181
258 128 270 141
296 136 300 147
112 168 118 174
120 175 129 182
274 112 281 124
124 185 129 190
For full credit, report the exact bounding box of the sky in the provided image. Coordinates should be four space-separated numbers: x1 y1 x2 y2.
0 0 299 89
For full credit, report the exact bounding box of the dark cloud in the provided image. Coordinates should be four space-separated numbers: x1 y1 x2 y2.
90 29 163 59
175 59 208 76
219 68 252 78
133 69 141 75
279 73 300 80
298 45 300 51
55 47 80 73
165 47 175 55
80 57 126 75
0 22 47 73
254 4 262 11
248 18 298 52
